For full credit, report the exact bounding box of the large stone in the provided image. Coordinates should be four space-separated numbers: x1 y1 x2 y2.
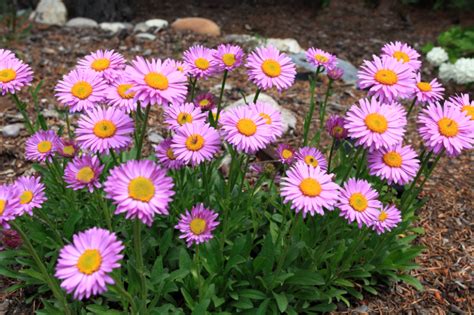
133 22 148 33
145 19 169 32
65 17 98 28
100 22 132 34
1 123 24 137
135 33 156 41
266 38 304 54
32 0 67 26
224 34 259 46
147 131 164 144
171 17 220 37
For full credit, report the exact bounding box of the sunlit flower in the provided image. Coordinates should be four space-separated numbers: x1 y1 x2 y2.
246 46 296 91
280 161 340 217
55 227 124 300
155 139 184 170
0 184 20 229
305 48 337 70
194 92 216 111
276 143 295 164
327 67 344 81
358 55 415 102
337 178 381 228
126 56 188 106
55 69 108 112
77 49 126 83
171 122 221 166
248 101 283 141
163 102 207 131
371 204 402 235
213 44 244 72
381 41 421 71
367 143 420 185
64 155 104 192
105 75 138 113
104 160 174 226
325 114 348 140
163 58 190 76
0 57 33 95
446 93 474 120
295 146 328 170
175 203 219 247
25 130 60 163
418 102 474 156
58 139 78 158
75 107 134 154
183 45 218 79
0 49 15 62
412 73 444 105
14 176 47 216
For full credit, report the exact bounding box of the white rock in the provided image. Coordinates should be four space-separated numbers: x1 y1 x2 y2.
148 131 164 144
65 17 98 28
427 47 448 67
266 38 303 54
133 22 149 33
210 83 233 94
145 19 168 31
135 33 156 41
100 22 131 34
228 93 296 134
224 34 258 45
32 0 67 26
41 109 59 118
1 123 24 137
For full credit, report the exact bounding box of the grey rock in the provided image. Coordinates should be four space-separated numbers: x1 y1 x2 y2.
353 304 369 313
135 33 156 41
224 34 260 47
1 123 24 137
100 22 132 34
65 17 98 28
32 0 67 26
267 38 304 54
133 22 149 33
210 83 232 94
42 109 59 118
147 131 164 144
145 19 168 32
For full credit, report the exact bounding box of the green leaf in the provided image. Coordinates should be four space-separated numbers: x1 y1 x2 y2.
272 291 288 313
398 274 423 291
239 289 267 300
179 247 192 270
286 270 325 286
256 298 270 315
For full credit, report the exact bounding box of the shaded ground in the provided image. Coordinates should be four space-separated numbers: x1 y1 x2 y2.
1 1 473 313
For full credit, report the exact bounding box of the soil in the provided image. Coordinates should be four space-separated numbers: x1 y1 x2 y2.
0 0 473 313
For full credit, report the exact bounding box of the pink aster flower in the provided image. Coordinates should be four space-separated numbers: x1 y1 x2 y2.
171 122 221 166
77 49 126 83
104 160 175 226
55 69 108 112
175 203 219 247
14 176 47 216
126 56 188 106
58 139 78 158
305 48 337 70
0 184 20 229
295 146 328 170
276 143 295 164
0 49 15 62
358 55 416 102
213 44 244 72
0 57 33 95
446 93 474 121
163 58 190 77
194 92 216 111
248 101 284 141
345 98 407 151
337 178 382 228
183 45 218 79
381 41 421 71
155 139 184 170
163 102 207 131
367 143 420 185
105 75 138 113
220 105 273 154
280 161 340 217
64 155 104 192
325 114 348 140
418 102 474 156
25 130 60 163
246 46 296 91
412 73 444 105
327 67 344 81
1 229 22 249
55 227 124 300
372 204 402 235
75 107 134 154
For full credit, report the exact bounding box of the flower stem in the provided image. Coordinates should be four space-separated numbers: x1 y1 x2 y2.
303 66 322 146
133 219 147 302
190 77 198 101
327 138 336 172
195 245 202 301
406 98 416 118
341 146 363 183
253 88 261 103
319 79 333 131
214 69 228 126
11 94 35 134
111 273 136 313
65 111 73 139
135 104 151 160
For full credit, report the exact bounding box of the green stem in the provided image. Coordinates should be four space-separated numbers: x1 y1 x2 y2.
65 111 73 139
111 274 136 313
253 88 261 103
135 104 151 160
133 220 147 302
406 98 417 118
327 139 336 172
190 77 198 101
214 70 228 126
340 146 363 183
11 94 34 134
96 190 112 230
12 222 71 315
319 79 333 127
401 151 433 209
303 66 322 146
109 149 119 165
195 245 202 301
33 208 63 245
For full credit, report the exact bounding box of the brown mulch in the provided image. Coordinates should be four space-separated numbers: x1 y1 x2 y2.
1 2 473 313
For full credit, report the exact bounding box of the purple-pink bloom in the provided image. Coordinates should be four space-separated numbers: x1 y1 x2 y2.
248 101 284 141
163 58 191 77
325 114 348 140
305 48 337 70
371 204 402 235
446 93 474 121
105 74 138 113
412 73 444 105
194 92 216 111
276 143 295 164
0 57 33 95
163 102 207 131
0 184 20 229
64 155 104 192
14 176 47 216
77 49 126 83
213 44 244 72
175 203 219 247
0 49 15 62
327 67 344 81
155 138 185 170
381 41 421 72
295 146 328 171
183 45 218 79
25 130 60 163
58 139 78 158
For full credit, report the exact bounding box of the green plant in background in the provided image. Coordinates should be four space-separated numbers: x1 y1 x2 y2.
423 26 474 62
0 0 33 42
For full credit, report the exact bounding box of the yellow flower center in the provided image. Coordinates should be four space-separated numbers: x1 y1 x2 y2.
437 117 458 137
166 148 176 160
374 69 398 85
259 113 272 125
222 53 236 67
76 166 95 183
383 151 403 167
199 99 210 108
190 218 207 235
282 149 293 159
62 145 75 156
378 211 388 222
365 113 388 134
349 193 368 212
462 105 474 120
71 81 93 100
177 66 184 72
77 249 102 275
314 54 328 63
93 120 117 138
417 81 432 92
117 83 135 99
37 141 52 153
0 199 5 215
0 69 17 83
144 72 169 90
304 155 319 167
393 51 410 63
185 134 205 151
194 58 210 70
177 112 193 125
20 191 33 204
261 59 281 78
128 177 155 202
332 126 344 137
236 118 257 136
299 178 322 197
91 58 111 71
